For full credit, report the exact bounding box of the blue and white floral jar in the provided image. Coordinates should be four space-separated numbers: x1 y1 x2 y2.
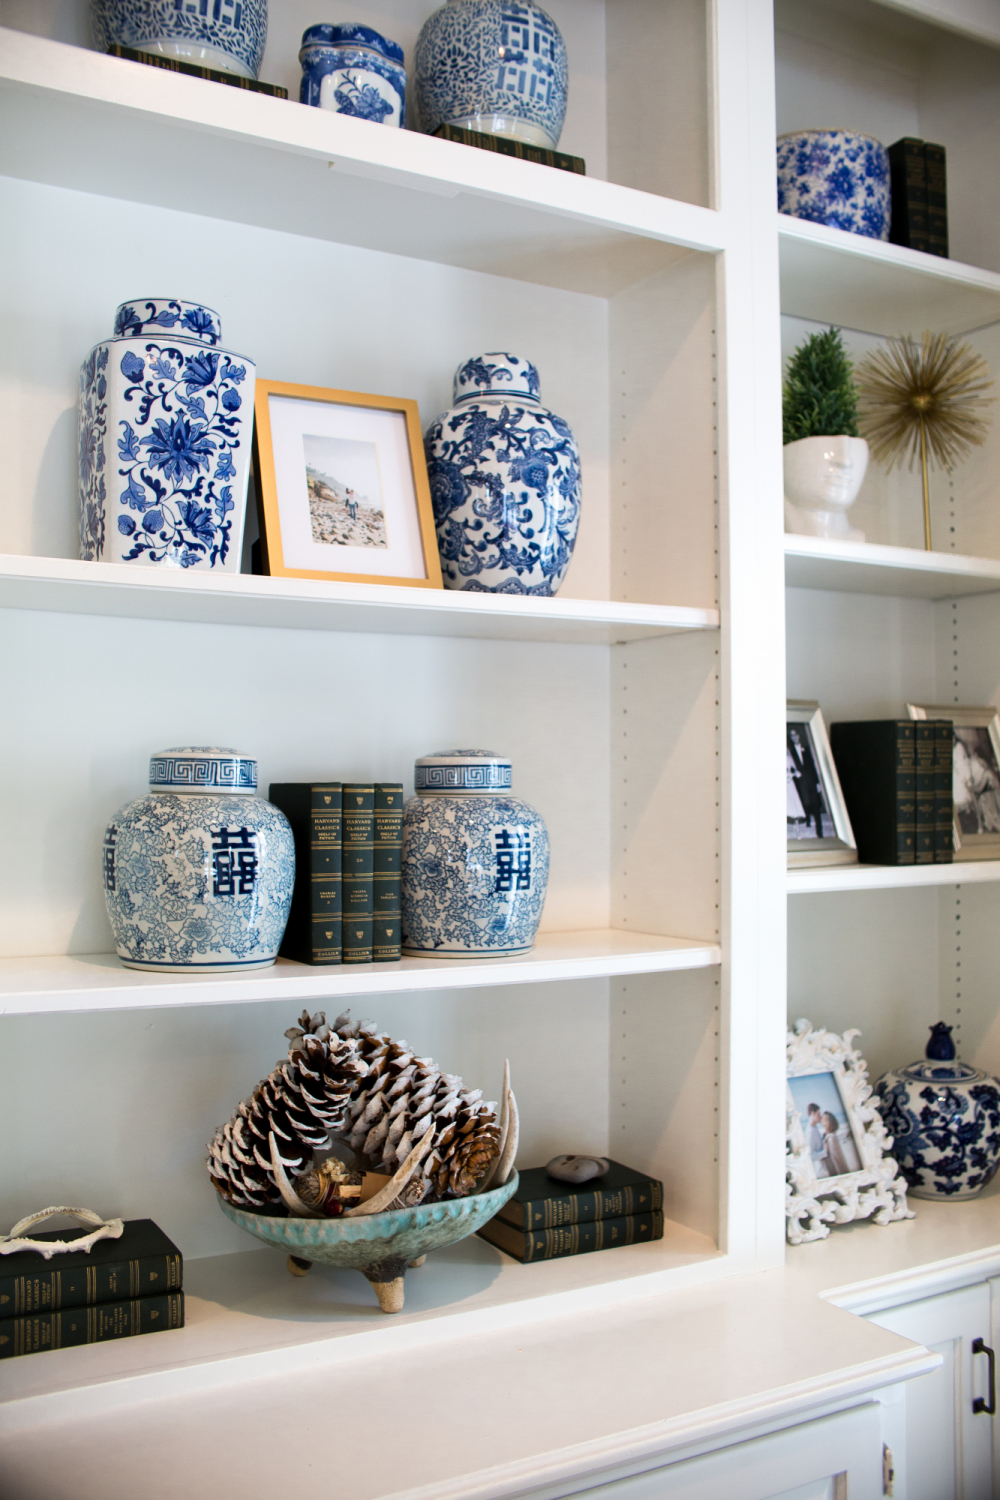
78 299 255 571
873 1024 1000 1199
299 24 406 126
90 0 267 78
777 129 890 239
415 0 567 149
424 352 581 595
402 750 549 958
103 748 295 972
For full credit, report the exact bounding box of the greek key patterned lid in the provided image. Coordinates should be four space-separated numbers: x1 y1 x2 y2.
300 23 404 63
113 299 222 346
414 749 512 793
453 353 541 405
148 747 257 794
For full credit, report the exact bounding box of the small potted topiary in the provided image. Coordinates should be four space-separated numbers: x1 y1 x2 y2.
783 327 869 541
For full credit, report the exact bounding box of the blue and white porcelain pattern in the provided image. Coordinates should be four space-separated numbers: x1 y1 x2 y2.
103 747 294 972
424 352 581 595
90 0 268 79
299 24 406 126
402 750 549 958
777 129 890 240
78 300 256 571
874 1024 1000 1199
415 0 567 149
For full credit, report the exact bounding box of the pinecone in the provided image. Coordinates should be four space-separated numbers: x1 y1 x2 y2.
207 1012 368 1208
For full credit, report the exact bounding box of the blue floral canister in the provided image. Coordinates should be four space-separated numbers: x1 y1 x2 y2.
78 299 256 571
415 0 568 149
103 748 295 972
777 129 891 240
424 352 581 595
401 749 549 958
873 1024 1000 1199
90 0 268 79
299 24 406 126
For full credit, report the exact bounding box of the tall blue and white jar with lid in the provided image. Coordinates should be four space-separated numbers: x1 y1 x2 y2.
299 24 406 126
401 749 549 957
102 748 295 972
424 352 581 595
78 299 255 571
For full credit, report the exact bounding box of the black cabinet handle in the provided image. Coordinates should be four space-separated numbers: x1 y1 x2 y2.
973 1337 996 1415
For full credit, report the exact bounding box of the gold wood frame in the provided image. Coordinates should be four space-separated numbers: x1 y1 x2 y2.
253 379 443 588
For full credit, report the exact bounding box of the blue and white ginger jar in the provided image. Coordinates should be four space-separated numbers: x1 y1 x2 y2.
78 299 256 572
777 129 890 240
103 747 295 972
415 0 567 149
299 24 406 127
402 749 549 958
90 0 267 78
874 1024 1000 1199
425 352 581 595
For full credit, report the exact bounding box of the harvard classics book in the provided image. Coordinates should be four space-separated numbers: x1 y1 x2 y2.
477 1160 664 1262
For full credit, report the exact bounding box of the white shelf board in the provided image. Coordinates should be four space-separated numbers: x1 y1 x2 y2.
0 29 726 297
778 214 1000 336
784 534 1000 600
788 860 1000 894
0 930 721 1016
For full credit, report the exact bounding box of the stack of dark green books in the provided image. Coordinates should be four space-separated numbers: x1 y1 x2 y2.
432 123 585 176
887 137 948 257
106 44 288 99
478 1161 664 1263
0 1220 183 1359
830 719 953 865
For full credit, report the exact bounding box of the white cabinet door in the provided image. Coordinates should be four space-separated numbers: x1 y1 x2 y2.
869 1282 995 1500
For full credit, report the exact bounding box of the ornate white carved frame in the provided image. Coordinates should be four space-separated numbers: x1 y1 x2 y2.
786 1019 913 1245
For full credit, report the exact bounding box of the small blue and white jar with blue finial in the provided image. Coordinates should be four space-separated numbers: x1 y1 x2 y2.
299 24 406 126
90 0 268 79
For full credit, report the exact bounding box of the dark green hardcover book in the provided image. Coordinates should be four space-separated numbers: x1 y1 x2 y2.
495 1161 664 1230
342 784 374 963
829 720 916 865
0 1220 181 1318
0 1291 184 1358
887 137 929 253
373 784 403 963
268 784 342 964
933 719 955 862
478 1210 663 1263
925 142 949 258
914 721 937 864
431 123 585 176
107 44 288 98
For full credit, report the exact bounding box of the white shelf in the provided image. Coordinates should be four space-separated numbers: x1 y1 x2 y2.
788 861 1000 894
0 555 718 646
778 214 1000 336
784 535 1000 600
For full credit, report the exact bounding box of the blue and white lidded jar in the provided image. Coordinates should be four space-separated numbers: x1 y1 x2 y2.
401 749 549 958
415 0 568 149
424 353 581 595
103 748 295 972
777 130 891 240
299 24 406 126
90 0 268 79
873 1024 1000 1199
78 299 255 572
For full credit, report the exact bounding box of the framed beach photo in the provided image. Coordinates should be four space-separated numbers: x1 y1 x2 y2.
908 703 1000 861
253 380 443 588
786 701 857 868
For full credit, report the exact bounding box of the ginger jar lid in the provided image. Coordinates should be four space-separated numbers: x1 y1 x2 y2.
149 747 256 795
113 299 222 346
300 23 404 64
897 1022 988 1084
453 353 540 405
414 748 512 793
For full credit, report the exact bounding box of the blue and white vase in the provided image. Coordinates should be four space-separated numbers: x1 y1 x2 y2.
415 0 567 149
873 1024 1000 1199
90 0 267 78
777 129 890 240
103 747 295 972
78 299 255 571
424 352 581 595
402 749 549 958
299 24 406 126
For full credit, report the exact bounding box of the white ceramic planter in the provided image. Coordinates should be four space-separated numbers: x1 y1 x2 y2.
783 434 868 542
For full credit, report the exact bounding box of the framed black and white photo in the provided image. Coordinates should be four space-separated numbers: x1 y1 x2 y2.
908 703 1000 861
786 701 857 868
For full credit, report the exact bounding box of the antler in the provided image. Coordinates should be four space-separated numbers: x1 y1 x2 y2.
269 1133 325 1219
344 1118 435 1217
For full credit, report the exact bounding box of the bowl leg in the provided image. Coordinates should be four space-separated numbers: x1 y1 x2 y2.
287 1255 312 1277
408 1255 427 1268
363 1256 409 1313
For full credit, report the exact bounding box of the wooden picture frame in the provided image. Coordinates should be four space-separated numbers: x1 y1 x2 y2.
253 379 443 588
787 700 857 868
907 703 1000 861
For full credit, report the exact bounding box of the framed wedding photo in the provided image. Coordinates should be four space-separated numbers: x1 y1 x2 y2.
908 703 1000 861
786 701 857 868
253 380 443 588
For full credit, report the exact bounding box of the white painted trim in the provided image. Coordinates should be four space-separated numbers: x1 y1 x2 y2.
785 535 1000 601
788 861 1000 894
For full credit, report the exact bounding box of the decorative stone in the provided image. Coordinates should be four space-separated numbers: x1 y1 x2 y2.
545 1155 609 1185
424 352 581 595
102 747 294 972
78 299 255 572
401 749 549 958
777 129 890 240
299 24 406 126
90 0 268 79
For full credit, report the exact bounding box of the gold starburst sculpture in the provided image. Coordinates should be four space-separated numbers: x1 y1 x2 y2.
856 331 994 551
